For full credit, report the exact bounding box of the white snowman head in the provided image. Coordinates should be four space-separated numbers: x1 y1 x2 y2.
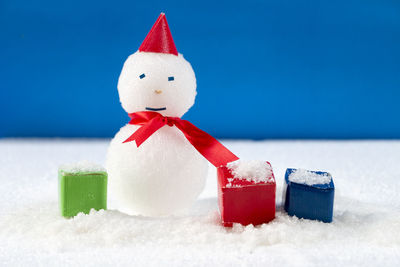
117 13 196 118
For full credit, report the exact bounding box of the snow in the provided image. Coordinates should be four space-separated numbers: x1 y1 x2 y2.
288 168 332 186
59 160 106 174
1 139 400 266
226 160 274 184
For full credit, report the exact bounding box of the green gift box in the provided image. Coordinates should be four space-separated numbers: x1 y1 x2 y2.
58 162 107 218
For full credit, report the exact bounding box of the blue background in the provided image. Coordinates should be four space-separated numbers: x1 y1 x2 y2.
1 0 399 139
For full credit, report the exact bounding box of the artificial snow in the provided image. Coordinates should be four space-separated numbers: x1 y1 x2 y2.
1 139 400 266
289 168 332 185
225 178 240 188
59 160 106 174
227 160 273 184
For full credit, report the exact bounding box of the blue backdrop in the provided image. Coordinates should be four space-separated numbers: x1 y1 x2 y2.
1 0 399 139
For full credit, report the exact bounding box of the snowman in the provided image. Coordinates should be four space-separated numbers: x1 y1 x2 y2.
106 13 211 216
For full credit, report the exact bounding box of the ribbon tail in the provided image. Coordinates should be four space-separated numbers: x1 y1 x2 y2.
123 117 166 146
175 120 239 167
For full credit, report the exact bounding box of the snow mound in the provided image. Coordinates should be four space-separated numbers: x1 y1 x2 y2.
289 169 332 185
1 139 400 266
1 200 399 266
227 160 273 184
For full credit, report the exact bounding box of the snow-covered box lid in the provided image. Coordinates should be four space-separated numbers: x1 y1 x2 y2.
59 160 106 175
223 160 275 188
285 168 333 189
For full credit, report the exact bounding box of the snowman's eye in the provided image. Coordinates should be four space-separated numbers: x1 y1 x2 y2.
168 76 174 81
139 73 145 79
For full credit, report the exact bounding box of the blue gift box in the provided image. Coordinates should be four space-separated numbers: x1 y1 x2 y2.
283 168 334 223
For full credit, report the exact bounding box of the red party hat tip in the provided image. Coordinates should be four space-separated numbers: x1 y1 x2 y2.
139 13 178 56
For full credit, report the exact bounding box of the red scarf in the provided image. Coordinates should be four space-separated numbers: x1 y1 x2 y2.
123 111 239 167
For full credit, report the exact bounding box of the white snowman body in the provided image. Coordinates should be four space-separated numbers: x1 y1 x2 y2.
106 52 208 216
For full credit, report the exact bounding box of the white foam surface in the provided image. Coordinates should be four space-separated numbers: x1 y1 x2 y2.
1 139 399 266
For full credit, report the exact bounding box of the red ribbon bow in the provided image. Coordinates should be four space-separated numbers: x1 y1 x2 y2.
123 111 239 167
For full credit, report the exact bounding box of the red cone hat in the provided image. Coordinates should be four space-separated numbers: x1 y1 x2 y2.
139 13 178 56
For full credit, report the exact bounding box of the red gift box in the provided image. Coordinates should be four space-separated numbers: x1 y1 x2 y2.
217 161 276 227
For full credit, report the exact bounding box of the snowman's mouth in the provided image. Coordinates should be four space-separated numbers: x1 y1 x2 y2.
145 107 167 111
